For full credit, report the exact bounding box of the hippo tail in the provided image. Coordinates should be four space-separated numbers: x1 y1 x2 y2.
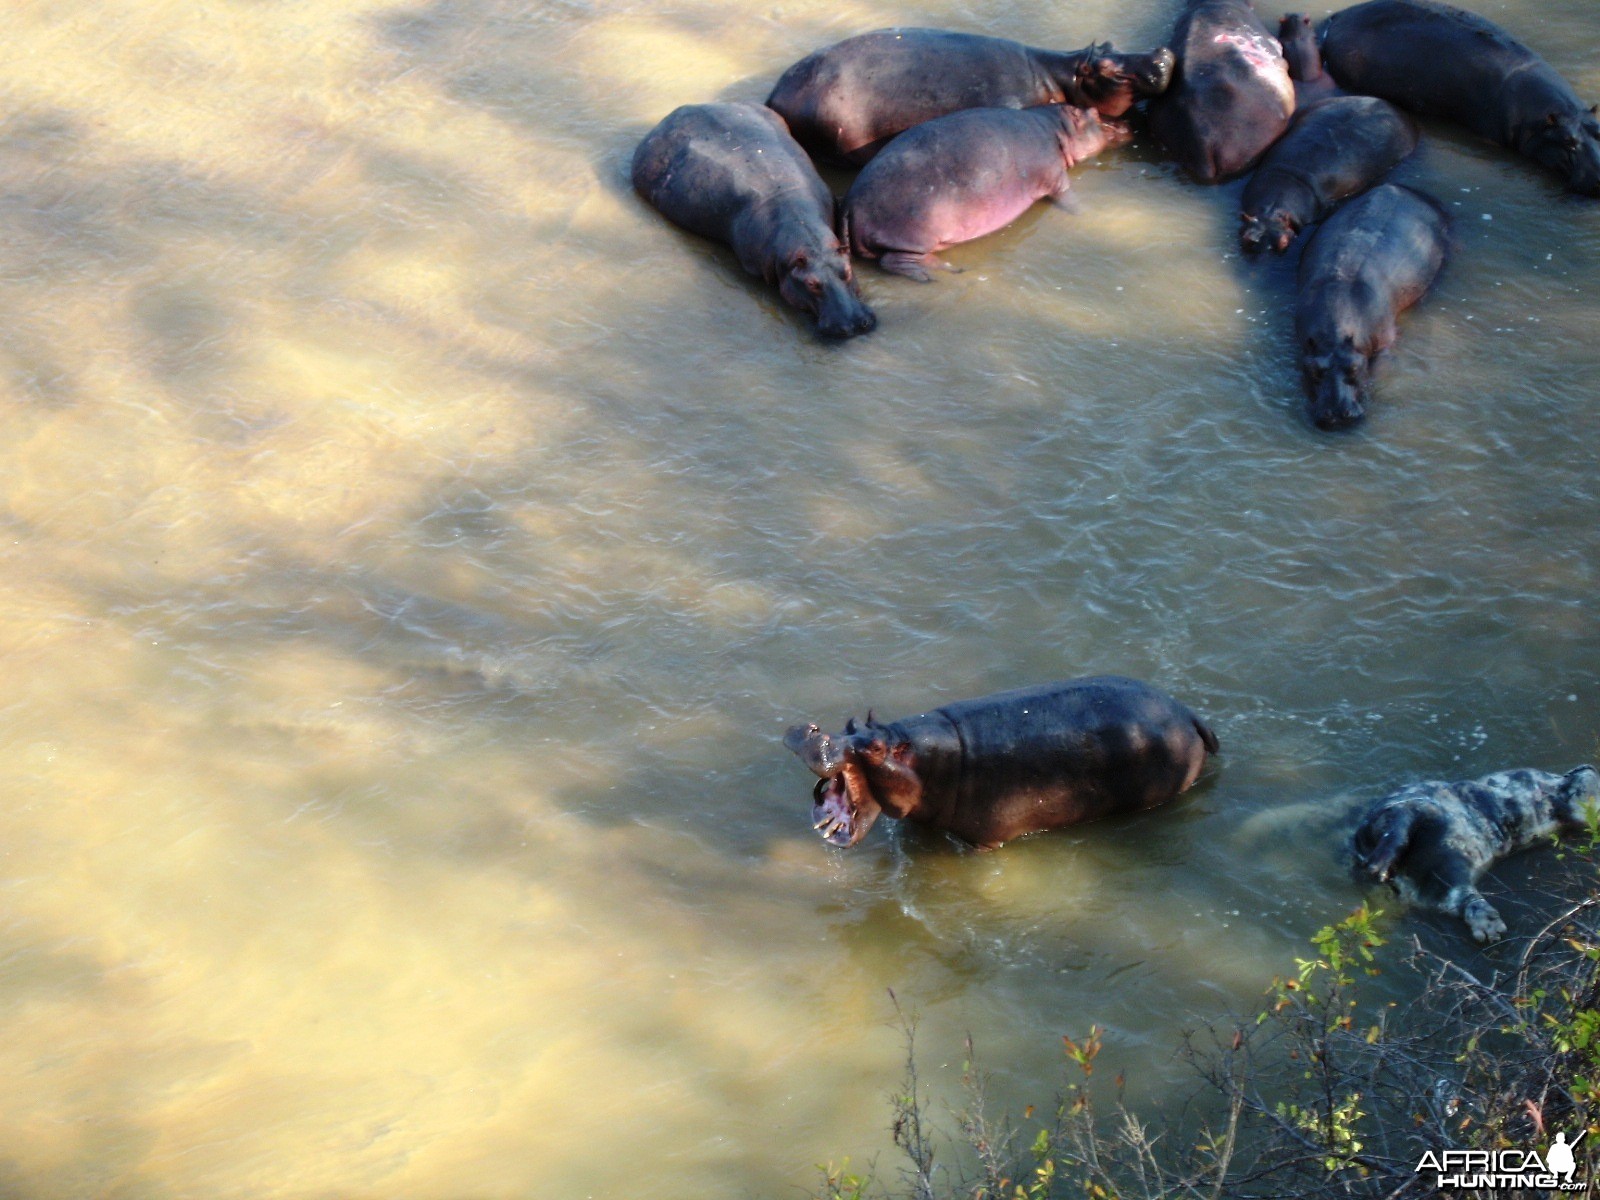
1194 715 1220 756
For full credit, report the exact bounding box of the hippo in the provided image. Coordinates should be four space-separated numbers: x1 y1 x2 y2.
1278 13 1339 106
1239 95 1417 254
784 676 1219 850
1351 765 1600 942
841 104 1131 281
631 103 876 339
1319 0 1600 196
1147 0 1296 183
1295 183 1448 430
766 28 1174 166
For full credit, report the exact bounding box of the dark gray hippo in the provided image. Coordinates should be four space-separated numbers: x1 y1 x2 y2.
1295 183 1448 430
784 676 1219 850
1147 0 1296 183
766 28 1174 166
841 104 1131 281
1278 13 1340 106
1240 95 1417 254
1351 765 1600 942
1320 0 1600 196
631 103 876 339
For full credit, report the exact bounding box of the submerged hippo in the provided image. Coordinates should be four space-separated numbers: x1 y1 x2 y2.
766 28 1174 165
1320 0 1600 196
1278 13 1339 106
1240 96 1417 254
1295 183 1448 430
631 103 876 339
842 104 1131 281
1147 0 1296 182
1351 765 1600 942
784 676 1219 849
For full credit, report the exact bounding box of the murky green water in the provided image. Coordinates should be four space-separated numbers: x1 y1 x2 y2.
1 0 1598 1195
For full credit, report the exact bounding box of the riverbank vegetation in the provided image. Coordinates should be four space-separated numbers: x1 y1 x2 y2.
813 865 1600 1199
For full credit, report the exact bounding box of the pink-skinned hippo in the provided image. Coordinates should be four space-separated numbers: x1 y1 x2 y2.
1147 0 1296 183
766 28 1174 166
841 104 1131 281
1278 13 1340 106
785 676 1219 850
632 103 876 339
1319 0 1600 196
1240 95 1416 254
1295 184 1449 430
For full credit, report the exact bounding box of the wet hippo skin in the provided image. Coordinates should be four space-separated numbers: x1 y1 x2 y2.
841 104 1130 281
1320 0 1600 195
786 676 1219 849
766 28 1173 166
632 102 876 339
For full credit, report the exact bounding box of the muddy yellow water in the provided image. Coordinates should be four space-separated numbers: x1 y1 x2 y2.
1 0 1598 1195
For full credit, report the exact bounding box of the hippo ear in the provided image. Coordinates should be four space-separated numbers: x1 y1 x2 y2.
844 717 859 735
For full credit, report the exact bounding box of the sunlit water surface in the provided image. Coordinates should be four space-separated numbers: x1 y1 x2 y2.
1 0 1598 1195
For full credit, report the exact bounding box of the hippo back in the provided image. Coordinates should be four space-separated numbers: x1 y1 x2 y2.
1297 183 1448 307
1148 0 1295 182
1319 0 1579 144
766 29 1054 165
1250 96 1416 209
936 676 1211 835
631 103 833 241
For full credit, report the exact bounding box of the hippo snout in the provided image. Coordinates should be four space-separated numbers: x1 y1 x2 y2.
784 724 846 776
815 285 878 340
1310 380 1367 430
1142 47 1177 95
1570 136 1600 197
1239 215 1269 254
1099 116 1135 151
1240 216 1294 255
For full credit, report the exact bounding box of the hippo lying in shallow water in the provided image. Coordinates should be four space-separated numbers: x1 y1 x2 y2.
1240 95 1416 255
842 104 1131 281
785 676 1219 849
1351 765 1600 942
632 103 876 339
1148 0 1296 182
1320 0 1600 196
1295 183 1449 430
766 28 1174 166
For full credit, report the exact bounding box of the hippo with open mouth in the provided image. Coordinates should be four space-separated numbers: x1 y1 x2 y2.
784 676 1219 850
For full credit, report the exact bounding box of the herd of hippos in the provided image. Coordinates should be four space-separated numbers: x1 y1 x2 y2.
632 0 1600 944
633 0 1600 431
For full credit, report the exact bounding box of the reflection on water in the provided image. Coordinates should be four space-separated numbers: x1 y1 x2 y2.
1 0 1599 1195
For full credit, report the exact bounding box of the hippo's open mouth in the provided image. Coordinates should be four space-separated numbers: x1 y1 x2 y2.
811 771 879 847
